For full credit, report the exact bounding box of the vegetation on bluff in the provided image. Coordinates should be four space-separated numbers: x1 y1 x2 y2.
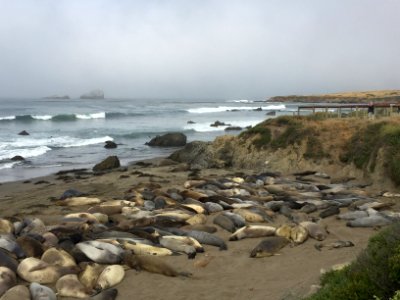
306 223 400 300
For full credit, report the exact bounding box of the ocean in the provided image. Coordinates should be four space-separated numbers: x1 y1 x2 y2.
0 97 297 182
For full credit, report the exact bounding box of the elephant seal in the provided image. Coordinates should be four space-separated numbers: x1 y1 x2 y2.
0 220 14 235
119 240 174 256
21 218 46 235
42 232 59 249
79 263 104 291
0 236 25 259
0 250 18 273
300 203 318 214
213 214 235 232
276 224 292 239
91 288 118 300
123 252 191 277
29 282 56 300
290 225 308 244
185 214 207 225
319 205 340 218
337 210 368 220
185 230 227 250
76 241 124 264
17 257 78 284
41 247 77 267
159 236 201 258
181 224 217 233
57 197 101 206
229 225 276 241
233 208 265 223
315 240 355 251
56 274 90 298
16 236 43 258
0 267 16 297
0 284 30 300
96 265 125 290
250 237 290 258
300 222 328 241
346 215 392 227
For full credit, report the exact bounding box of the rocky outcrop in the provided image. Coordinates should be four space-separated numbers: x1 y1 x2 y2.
11 156 24 161
146 133 187 147
225 126 242 131
93 156 120 172
18 130 29 136
210 121 230 127
80 89 105 99
104 141 117 149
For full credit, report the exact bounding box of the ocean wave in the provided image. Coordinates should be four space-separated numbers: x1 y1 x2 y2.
226 99 254 103
0 162 18 170
187 105 286 114
0 145 51 161
0 111 147 122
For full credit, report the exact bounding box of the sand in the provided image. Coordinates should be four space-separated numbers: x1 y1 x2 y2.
0 158 382 300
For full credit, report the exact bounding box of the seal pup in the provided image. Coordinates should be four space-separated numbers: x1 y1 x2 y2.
181 224 217 233
41 248 76 267
290 225 308 244
0 250 18 273
337 210 368 220
57 197 101 206
213 214 236 233
299 221 328 241
29 282 56 300
222 212 246 228
91 288 118 300
314 240 355 251
250 237 290 258
159 236 201 258
0 236 25 259
119 240 174 256
95 265 125 290
229 225 276 241
123 252 191 277
275 224 292 239
346 215 392 227
75 241 124 264
185 214 207 225
0 267 16 297
0 284 30 300
185 230 227 250
0 220 14 235
16 236 43 258
319 205 340 218
20 218 46 235
56 274 91 298
17 257 78 284
233 208 266 223
79 263 104 291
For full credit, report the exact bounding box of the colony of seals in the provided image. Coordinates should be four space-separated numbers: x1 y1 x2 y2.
0 165 397 298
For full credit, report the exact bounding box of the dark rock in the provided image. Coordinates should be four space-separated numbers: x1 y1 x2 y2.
59 189 86 200
146 133 187 147
210 121 230 127
266 111 276 116
11 155 25 161
253 107 262 111
225 126 242 131
18 130 29 136
104 141 117 149
93 156 120 172
43 95 70 99
187 120 196 124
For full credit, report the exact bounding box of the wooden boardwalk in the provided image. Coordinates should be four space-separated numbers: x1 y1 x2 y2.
297 103 400 117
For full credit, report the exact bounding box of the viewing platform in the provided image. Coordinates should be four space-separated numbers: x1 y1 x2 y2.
297 103 400 117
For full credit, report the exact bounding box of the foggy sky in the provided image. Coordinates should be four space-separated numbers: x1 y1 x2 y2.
0 0 399 99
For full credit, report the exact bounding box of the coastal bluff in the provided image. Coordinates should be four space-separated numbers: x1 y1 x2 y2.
268 90 400 103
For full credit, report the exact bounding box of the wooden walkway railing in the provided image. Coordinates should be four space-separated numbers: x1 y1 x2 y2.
297 103 400 117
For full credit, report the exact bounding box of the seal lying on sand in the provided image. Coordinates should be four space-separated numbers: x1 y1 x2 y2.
0 284 30 300
123 252 191 277
56 274 91 298
314 240 355 251
250 237 289 258
29 282 56 300
75 241 124 264
95 265 125 290
184 230 227 250
159 236 201 259
229 225 276 241
0 267 16 297
300 221 328 241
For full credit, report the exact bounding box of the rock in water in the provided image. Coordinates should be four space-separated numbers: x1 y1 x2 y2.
104 141 117 149
146 133 187 147
18 130 29 136
93 156 120 172
11 156 25 161
80 89 104 99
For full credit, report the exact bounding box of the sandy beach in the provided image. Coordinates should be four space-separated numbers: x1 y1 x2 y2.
0 157 382 300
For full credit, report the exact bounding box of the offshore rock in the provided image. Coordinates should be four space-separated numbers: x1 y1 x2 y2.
146 133 187 147
80 89 104 99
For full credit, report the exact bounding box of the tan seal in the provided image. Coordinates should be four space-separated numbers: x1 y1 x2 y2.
290 225 308 244
229 225 276 241
159 236 202 259
275 224 293 239
0 220 14 235
0 267 16 297
186 214 207 225
0 284 30 300
57 197 101 206
250 236 289 258
79 263 104 291
300 221 328 241
16 235 43 258
41 247 77 267
95 265 125 290
56 274 90 298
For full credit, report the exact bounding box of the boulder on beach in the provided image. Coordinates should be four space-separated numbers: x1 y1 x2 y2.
80 89 105 99
11 155 25 161
59 189 86 200
104 141 117 149
18 130 29 136
146 133 187 147
93 156 120 172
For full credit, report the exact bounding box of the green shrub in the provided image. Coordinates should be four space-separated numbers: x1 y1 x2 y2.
306 223 400 300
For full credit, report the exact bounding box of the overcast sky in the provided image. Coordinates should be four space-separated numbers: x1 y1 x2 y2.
0 0 399 99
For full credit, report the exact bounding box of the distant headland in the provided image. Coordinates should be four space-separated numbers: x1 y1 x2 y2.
268 89 400 103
